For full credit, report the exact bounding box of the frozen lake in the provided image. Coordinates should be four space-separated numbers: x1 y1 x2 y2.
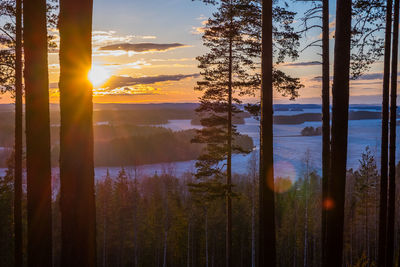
1 108 396 181
94 113 396 180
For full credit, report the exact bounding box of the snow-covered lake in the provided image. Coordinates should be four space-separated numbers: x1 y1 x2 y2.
94 114 397 180
1 108 396 181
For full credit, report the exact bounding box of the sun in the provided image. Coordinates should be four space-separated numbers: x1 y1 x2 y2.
88 65 111 87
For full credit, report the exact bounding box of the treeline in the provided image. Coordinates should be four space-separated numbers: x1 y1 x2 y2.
1 148 396 266
0 125 254 168
274 111 385 125
52 128 253 167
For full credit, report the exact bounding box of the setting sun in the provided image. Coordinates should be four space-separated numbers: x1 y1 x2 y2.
88 65 110 87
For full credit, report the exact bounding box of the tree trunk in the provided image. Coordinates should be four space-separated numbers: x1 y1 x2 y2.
251 163 256 267
259 0 276 266
163 230 168 267
325 0 352 265
103 196 107 267
226 2 233 267
58 0 96 266
23 0 53 265
205 208 209 267
304 163 309 267
14 0 23 265
386 0 399 265
187 221 190 267
321 0 330 264
378 0 393 266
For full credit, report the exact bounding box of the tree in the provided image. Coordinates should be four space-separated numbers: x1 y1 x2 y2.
0 2 57 265
321 2 330 261
259 0 276 266
13 0 22 266
23 0 52 265
297 2 385 261
325 0 352 266
0 157 14 267
350 147 379 263
58 0 96 266
96 170 113 266
386 0 399 265
192 1 261 265
378 0 393 266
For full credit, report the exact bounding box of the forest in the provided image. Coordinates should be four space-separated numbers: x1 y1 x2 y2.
0 0 400 266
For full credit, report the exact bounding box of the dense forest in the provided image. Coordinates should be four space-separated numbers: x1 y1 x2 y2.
1 149 399 266
1 0 400 266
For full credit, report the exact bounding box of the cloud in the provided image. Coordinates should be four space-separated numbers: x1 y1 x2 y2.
93 85 159 96
311 72 392 82
102 73 200 89
191 19 208 35
92 31 135 47
99 43 186 53
92 31 157 47
140 36 157 39
151 58 195 62
356 73 384 80
284 61 322 67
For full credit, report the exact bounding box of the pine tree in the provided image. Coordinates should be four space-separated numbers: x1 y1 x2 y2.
0 157 14 267
192 1 261 265
325 0 352 265
0 2 57 265
23 0 53 265
58 0 96 265
13 0 22 266
386 0 399 264
378 0 393 265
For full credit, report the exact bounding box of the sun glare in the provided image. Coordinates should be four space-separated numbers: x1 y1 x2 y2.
88 65 111 87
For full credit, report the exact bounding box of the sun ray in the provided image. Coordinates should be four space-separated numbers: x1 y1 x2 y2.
88 65 111 87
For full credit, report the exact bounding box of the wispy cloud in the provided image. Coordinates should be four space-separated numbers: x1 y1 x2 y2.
101 73 200 89
284 61 322 67
191 19 208 35
93 85 159 96
99 43 186 53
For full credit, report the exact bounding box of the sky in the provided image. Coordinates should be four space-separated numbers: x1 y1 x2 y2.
0 0 393 104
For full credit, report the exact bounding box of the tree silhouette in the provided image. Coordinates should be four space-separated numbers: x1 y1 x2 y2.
325 0 352 266
259 0 276 265
0 2 57 265
386 0 399 265
23 0 53 265
378 1 392 266
58 0 96 266
192 1 259 265
14 0 22 266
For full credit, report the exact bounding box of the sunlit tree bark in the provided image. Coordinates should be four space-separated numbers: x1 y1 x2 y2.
59 0 96 266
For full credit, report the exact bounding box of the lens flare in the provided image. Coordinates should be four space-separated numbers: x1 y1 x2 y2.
323 197 335 210
88 65 110 87
270 161 297 193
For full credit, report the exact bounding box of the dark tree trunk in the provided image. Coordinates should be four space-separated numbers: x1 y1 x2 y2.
321 0 330 264
226 3 233 266
23 0 53 265
59 0 96 266
386 0 399 265
259 0 276 266
378 0 393 266
325 0 352 265
14 0 23 266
